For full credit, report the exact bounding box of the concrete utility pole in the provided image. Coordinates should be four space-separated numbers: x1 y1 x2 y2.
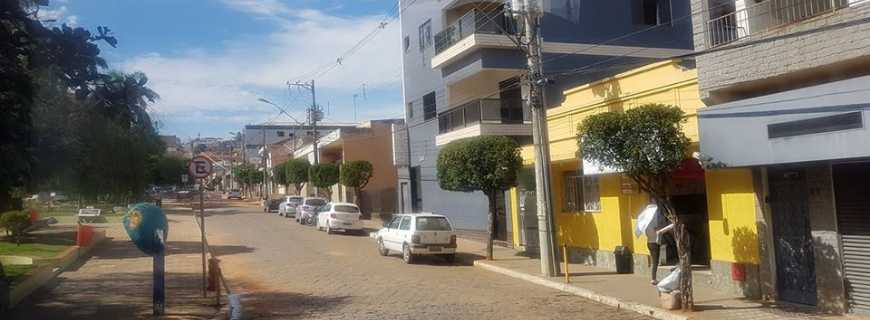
288 80 322 166
513 0 557 277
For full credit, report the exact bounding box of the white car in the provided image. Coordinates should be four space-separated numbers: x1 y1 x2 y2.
316 202 362 234
375 213 457 264
295 197 327 224
227 189 242 200
278 196 304 217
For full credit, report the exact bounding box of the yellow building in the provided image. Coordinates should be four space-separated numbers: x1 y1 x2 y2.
510 60 763 298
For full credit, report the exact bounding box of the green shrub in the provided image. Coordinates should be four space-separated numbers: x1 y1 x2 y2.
1 211 31 245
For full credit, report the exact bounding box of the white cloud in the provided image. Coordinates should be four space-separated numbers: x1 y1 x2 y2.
123 6 402 120
36 5 79 26
36 5 67 21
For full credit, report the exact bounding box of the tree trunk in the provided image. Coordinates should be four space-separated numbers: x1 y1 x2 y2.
675 221 694 310
660 198 694 311
485 192 497 260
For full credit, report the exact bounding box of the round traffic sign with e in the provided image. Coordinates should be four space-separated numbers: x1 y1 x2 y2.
188 156 213 179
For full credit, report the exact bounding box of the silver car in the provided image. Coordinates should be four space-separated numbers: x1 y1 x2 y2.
296 197 327 225
278 195 304 217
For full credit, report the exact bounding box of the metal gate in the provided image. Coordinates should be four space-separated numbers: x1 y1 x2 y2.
834 163 870 314
769 168 817 306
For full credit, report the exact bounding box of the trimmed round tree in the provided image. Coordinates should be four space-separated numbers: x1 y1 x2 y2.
578 104 694 310
285 159 310 195
340 160 374 208
437 135 521 260
309 163 339 199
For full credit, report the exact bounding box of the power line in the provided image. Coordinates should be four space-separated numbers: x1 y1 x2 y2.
290 0 422 82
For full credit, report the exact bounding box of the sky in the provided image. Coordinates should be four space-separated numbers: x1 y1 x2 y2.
38 0 404 140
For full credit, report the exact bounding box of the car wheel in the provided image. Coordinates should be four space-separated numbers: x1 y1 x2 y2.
444 254 456 264
377 238 389 256
402 244 415 264
325 226 332 234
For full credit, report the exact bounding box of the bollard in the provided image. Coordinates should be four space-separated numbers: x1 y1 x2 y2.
562 244 570 284
228 294 243 320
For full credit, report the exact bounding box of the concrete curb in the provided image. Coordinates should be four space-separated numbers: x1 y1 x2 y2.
474 260 688 320
8 232 109 308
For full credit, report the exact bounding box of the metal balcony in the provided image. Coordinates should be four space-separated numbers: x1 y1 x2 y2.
434 9 516 55
706 0 849 47
437 99 529 135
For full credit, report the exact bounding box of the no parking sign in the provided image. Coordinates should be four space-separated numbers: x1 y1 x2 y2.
188 156 213 179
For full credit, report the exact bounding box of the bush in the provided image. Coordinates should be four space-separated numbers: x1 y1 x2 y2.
1 211 32 245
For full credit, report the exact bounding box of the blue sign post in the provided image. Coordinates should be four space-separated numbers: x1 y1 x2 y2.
123 203 168 316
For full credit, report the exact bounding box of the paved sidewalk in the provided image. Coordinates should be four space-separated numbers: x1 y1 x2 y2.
468 245 861 320
8 207 222 319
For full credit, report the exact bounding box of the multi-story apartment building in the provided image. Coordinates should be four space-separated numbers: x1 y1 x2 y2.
398 0 694 238
693 0 870 314
242 122 358 165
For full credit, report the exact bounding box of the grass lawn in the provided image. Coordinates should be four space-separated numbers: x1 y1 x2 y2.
0 242 69 258
3 264 35 283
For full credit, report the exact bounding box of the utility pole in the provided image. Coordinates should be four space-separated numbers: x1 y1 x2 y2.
513 0 557 277
288 80 322 165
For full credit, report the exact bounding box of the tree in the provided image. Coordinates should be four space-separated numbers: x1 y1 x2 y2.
309 163 339 199
233 164 262 198
578 104 693 310
285 159 310 195
340 160 374 210
437 136 522 260
151 155 188 186
272 162 290 193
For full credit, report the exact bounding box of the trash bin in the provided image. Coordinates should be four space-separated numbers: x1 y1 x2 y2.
77 224 95 247
614 246 633 274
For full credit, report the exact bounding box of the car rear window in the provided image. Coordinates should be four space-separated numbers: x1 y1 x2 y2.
305 199 326 206
415 217 452 231
334 205 359 213
289 197 303 202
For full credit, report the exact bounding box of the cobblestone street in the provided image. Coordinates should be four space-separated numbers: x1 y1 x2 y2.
206 201 652 319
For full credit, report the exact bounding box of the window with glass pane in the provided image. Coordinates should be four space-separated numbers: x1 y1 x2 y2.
562 171 600 213
582 175 601 212
562 171 582 212
416 217 452 231
399 216 412 230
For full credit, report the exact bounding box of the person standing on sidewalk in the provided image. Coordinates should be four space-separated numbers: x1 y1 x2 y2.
636 203 674 285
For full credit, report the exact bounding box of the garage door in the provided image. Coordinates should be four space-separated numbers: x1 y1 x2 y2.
834 162 870 315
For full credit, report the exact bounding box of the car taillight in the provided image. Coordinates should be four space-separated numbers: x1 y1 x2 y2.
412 235 421 244
450 235 457 246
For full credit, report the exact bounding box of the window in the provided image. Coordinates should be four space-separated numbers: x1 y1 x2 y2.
388 216 402 229
277 131 285 137
416 216 452 231
562 171 601 212
403 36 410 53
399 216 412 230
634 0 671 25
423 92 436 120
418 19 432 52
582 175 601 212
407 102 414 119
334 205 360 213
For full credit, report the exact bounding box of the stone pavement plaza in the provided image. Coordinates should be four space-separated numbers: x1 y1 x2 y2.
8 207 224 320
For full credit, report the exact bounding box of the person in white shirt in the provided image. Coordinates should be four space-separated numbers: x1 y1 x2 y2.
637 203 675 285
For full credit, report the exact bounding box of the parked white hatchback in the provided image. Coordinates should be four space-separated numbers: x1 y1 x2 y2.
375 213 457 264
316 202 362 234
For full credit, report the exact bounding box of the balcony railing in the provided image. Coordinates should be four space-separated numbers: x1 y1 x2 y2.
437 99 530 135
434 9 516 55
706 0 849 47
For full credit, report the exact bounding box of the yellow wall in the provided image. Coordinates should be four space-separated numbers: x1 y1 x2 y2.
514 61 703 250
705 169 760 264
512 61 760 266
